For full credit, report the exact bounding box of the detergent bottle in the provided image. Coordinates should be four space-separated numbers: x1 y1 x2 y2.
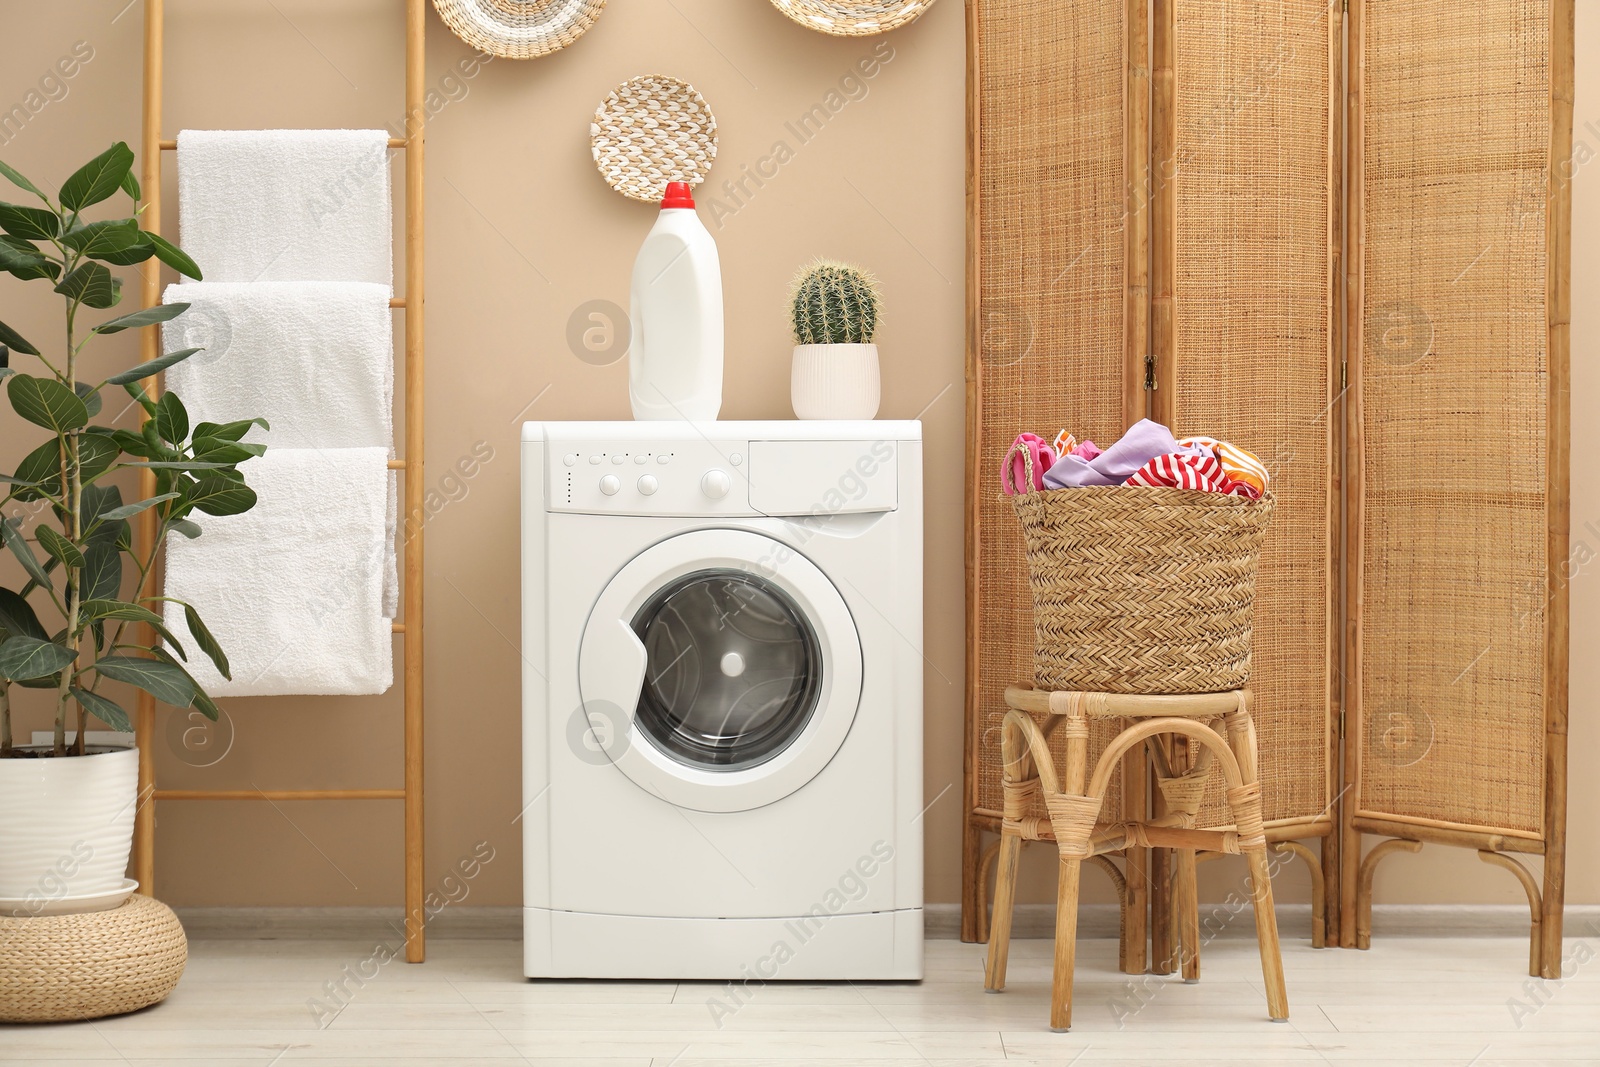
628 181 724 421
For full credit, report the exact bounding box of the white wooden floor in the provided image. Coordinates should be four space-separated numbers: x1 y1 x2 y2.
4 935 1597 1064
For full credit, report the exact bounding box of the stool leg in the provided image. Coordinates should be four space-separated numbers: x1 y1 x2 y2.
1226 700 1289 1022
1051 853 1083 1032
1176 846 1200 982
984 831 1023 992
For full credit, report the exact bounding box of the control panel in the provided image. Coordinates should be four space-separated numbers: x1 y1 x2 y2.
547 439 757 516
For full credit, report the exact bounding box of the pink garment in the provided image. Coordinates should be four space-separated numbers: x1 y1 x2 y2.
1070 440 1102 461
1124 452 1257 498
1002 433 1056 495
1043 419 1206 488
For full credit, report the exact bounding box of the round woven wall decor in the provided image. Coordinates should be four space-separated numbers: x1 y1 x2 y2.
432 0 607 60
591 75 719 203
769 0 937 37
0 894 187 1023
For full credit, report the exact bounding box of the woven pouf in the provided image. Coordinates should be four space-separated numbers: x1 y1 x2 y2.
0 895 187 1023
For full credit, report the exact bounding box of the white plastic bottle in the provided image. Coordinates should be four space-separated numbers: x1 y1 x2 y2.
629 181 724 421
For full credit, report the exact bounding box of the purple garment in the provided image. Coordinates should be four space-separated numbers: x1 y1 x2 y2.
1042 419 1206 488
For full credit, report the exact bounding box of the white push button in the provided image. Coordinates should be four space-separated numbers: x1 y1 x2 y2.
563 453 579 467
730 452 744 466
635 454 649 465
612 454 626 465
599 474 621 496
719 651 745 677
589 455 603 465
637 475 658 496
700 469 731 499
657 454 671 464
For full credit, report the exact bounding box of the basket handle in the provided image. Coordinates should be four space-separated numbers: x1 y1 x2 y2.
1002 438 1038 496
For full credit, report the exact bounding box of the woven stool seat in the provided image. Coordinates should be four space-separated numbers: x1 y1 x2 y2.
984 686 1288 1031
0 894 187 1023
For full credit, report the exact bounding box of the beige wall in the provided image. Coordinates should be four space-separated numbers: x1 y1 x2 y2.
0 0 1590 915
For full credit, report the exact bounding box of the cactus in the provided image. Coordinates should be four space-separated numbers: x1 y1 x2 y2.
789 260 882 346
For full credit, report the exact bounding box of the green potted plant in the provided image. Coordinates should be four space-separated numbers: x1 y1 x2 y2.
0 143 261 917
788 259 882 420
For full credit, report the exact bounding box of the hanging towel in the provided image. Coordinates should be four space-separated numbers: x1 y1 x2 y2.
162 282 393 448
162 447 392 697
176 129 393 285
1043 418 1207 488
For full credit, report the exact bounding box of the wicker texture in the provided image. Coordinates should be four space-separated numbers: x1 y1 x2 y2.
1357 0 1550 837
1010 477 1274 694
0 895 186 1023
1168 0 1337 827
431 0 606 59
974 0 1131 820
591 75 718 203
770 0 936 36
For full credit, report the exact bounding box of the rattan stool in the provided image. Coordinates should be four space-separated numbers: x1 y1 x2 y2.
984 685 1289 1031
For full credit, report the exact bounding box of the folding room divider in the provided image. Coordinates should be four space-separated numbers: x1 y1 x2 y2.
963 0 1573 978
131 0 429 962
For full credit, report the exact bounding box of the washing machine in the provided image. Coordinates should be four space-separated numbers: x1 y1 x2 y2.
521 420 923 980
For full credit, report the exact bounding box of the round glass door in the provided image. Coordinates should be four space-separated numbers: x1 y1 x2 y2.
633 571 822 771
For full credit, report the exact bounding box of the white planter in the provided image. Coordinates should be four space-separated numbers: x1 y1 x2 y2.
0 746 138 914
791 343 881 420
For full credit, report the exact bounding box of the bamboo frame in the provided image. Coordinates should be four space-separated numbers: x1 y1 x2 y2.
131 0 428 964
1341 0 1571 975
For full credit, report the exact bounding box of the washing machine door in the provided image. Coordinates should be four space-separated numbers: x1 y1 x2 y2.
577 529 863 813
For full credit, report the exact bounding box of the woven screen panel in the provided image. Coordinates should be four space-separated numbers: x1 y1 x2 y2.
973 1 1131 820
1357 0 1550 837
1168 0 1336 828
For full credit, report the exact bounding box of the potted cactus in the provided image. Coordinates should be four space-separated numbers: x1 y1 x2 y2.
788 260 882 420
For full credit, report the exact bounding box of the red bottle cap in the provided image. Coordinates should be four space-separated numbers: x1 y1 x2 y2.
661 181 696 209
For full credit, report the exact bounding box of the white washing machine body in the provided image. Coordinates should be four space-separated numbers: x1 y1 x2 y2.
521 421 924 980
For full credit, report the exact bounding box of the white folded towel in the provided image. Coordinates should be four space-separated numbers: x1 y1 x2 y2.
162 282 393 449
177 129 392 285
162 448 393 697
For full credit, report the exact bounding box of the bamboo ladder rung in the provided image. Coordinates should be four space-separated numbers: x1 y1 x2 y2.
154 789 406 801
158 138 408 150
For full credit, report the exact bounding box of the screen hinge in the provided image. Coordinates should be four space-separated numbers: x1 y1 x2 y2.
1340 360 1348 392
1144 353 1157 391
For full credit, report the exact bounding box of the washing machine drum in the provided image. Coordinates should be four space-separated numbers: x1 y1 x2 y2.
578 529 863 813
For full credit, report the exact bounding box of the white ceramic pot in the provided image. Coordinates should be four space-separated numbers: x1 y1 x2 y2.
0 746 138 912
791 343 881 420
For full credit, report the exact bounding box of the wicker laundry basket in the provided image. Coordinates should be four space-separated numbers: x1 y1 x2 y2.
1004 443 1274 694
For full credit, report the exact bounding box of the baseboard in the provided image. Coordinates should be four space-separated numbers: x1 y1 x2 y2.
172 903 1598 942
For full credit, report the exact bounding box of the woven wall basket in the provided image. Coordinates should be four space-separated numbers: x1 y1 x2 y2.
770 0 937 36
0 895 187 1023
432 0 607 60
1006 447 1274 695
591 75 718 203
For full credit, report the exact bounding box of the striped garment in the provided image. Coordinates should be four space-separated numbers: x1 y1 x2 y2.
1178 435 1270 497
1125 452 1259 498
1052 429 1076 459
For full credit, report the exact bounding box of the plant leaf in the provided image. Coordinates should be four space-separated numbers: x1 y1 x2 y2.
71 686 131 732
182 602 230 680
73 381 102 418
93 654 195 707
54 261 121 309
191 438 265 464
188 477 256 517
188 685 221 722
78 431 120 484
35 526 83 570
0 159 46 201
7 374 89 432
193 417 269 443
81 485 128 546
1 520 52 593
120 459 233 471
93 303 189 337
119 169 141 201
59 143 136 212
77 598 185 655
0 587 47 640
81 542 121 601
105 347 203 386
167 518 202 539
62 218 143 259
96 492 178 523
143 232 201 280
0 317 39 356
0 635 77 680
154 390 188 443
0 201 60 241
11 439 61 501
0 236 59 281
